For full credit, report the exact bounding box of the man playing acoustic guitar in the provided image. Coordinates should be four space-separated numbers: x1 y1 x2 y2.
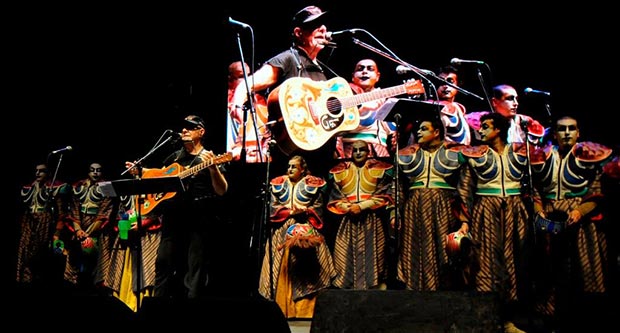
125 114 229 299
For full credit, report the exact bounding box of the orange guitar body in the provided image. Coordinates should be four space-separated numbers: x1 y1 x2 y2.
139 163 184 214
138 152 232 214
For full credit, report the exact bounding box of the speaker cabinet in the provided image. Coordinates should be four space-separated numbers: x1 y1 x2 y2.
311 290 500 333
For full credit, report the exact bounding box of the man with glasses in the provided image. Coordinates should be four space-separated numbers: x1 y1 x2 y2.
124 114 228 299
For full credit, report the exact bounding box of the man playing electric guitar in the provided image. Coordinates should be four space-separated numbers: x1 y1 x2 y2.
124 114 228 299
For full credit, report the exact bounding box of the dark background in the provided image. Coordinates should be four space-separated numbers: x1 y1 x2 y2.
7 2 617 294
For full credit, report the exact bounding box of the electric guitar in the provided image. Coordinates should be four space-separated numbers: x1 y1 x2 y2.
139 152 232 214
267 77 425 155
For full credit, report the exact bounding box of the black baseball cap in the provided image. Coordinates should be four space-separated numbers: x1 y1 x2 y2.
292 6 327 27
184 115 205 129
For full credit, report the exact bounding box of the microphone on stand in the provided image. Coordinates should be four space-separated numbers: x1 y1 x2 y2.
325 29 359 40
228 17 250 29
165 130 182 139
50 146 73 154
524 87 551 96
164 130 182 144
395 65 434 76
450 57 485 65
319 40 338 48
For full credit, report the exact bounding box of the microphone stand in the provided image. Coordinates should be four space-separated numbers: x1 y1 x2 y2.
233 31 259 164
475 67 494 111
120 133 175 311
266 142 275 298
390 114 401 287
46 152 66 283
520 120 536 239
520 119 538 329
248 140 274 297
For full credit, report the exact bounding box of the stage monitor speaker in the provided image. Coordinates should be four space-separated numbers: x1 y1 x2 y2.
139 296 290 332
311 290 500 333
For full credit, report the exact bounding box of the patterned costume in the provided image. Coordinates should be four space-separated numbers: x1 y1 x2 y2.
458 143 546 303
336 83 396 158
327 159 394 289
396 142 466 290
16 178 71 284
531 141 612 317
63 176 115 287
259 174 335 319
438 101 471 145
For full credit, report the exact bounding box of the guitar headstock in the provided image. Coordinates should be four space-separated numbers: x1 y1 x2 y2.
404 79 425 96
215 152 233 164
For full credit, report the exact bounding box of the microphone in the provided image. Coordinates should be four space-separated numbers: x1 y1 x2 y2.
325 29 358 40
165 129 182 139
319 41 338 48
51 146 73 154
524 87 551 96
228 17 250 29
395 65 434 76
450 57 485 65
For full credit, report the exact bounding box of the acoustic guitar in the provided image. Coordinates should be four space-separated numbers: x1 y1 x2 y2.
139 152 232 214
267 77 425 155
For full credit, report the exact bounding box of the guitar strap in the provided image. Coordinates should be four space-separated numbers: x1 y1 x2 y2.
316 58 338 78
289 47 339 79
289 47 303 72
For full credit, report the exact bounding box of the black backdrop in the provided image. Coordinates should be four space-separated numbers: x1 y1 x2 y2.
7 1 617 294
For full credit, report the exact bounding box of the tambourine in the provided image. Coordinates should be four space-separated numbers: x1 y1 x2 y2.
534 214 565 234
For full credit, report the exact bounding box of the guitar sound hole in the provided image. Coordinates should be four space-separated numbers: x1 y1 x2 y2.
326 97 342 116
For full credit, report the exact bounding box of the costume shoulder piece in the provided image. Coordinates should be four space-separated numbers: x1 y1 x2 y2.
398 144 420 156
572 141 612 163
366 160 393 171
270 175 287 185
603 155 620 179
464 111 489 131
445 142 467 152
329 161 351 174
524 117 546 138
304 175 326 187
512 142 551 164
460 144 489 158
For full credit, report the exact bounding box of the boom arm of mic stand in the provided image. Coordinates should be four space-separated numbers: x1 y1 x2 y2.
233 30 257 164
121 135 175 176
352 38 429 79
351 38 483 101
476 68 494 111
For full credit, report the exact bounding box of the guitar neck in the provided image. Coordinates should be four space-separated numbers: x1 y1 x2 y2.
342 84 408 109
178 160 212 180
178 152 232 179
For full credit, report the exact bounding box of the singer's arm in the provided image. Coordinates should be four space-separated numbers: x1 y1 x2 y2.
198 150 228 196
230 64 279 108
124 161 150 176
